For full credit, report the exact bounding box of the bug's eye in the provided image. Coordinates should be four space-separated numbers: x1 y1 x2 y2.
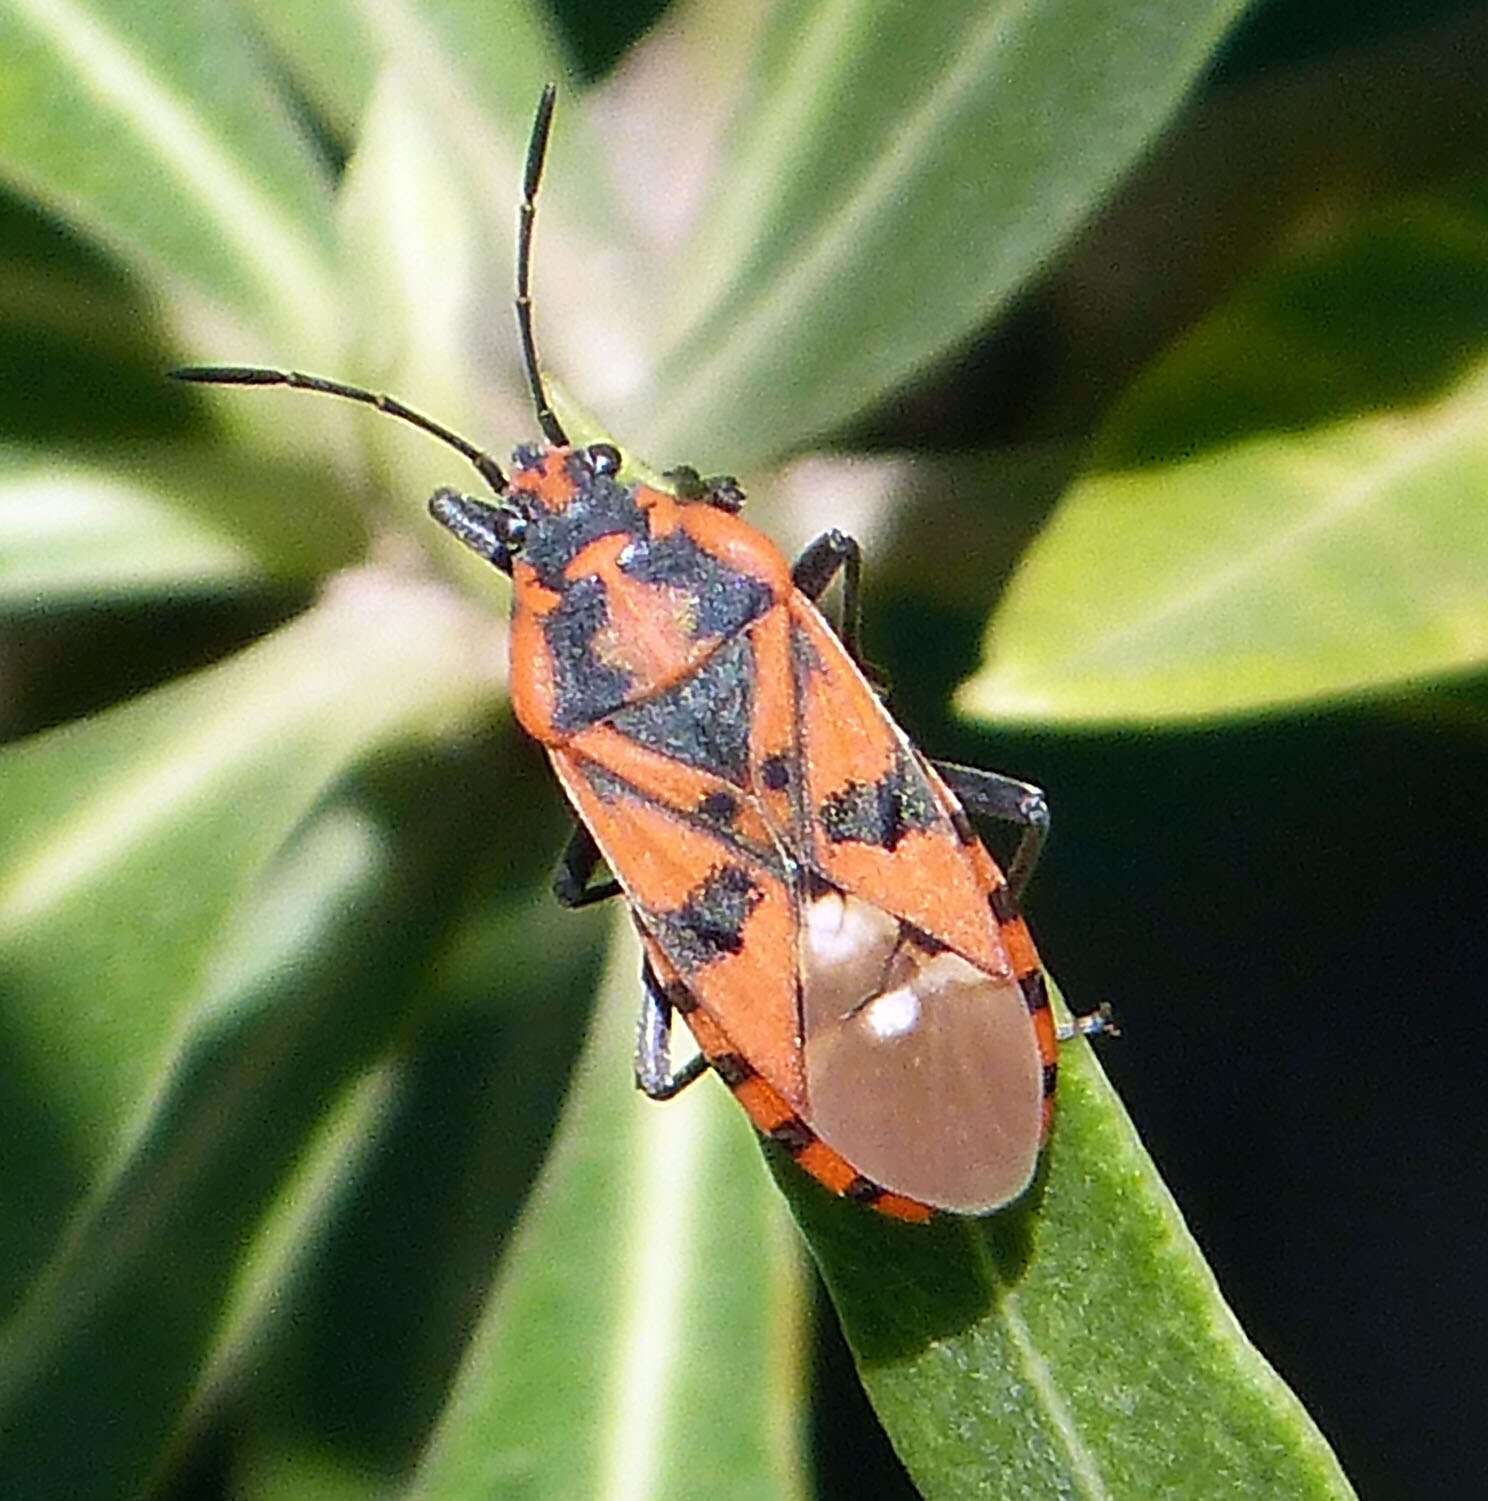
588 442 622 475
497 510 527 551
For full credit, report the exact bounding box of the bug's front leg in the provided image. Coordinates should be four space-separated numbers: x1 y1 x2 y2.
791 530 866 664
552 822 622 909
932 761 1050 900
791 529 899 699
636 961 709 1100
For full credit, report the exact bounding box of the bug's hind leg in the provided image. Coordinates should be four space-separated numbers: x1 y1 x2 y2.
552 822 622 909
932 760 1050 900
1056 1001 1120 1042
636 960 709 1100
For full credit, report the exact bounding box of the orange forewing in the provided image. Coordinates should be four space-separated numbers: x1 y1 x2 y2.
790 597 1009 978
548 746 806 1106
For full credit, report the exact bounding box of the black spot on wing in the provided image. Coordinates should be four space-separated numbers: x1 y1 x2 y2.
789 619 824 682
768 1117 813 1154
664 978 698 1015
619 529 773 640
844 1176 885 1205
545 575 634 732
818 753 940 851
609 634 754 785
651 863 763 970
712 1052 754 1086
697 789 740 825
760 753 792 792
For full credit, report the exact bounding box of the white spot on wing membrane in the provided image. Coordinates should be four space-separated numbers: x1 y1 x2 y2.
800 888 1043 1214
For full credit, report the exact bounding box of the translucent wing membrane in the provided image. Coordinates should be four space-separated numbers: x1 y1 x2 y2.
800 888 1042 1213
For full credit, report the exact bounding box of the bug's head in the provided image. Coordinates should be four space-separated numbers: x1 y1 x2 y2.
427 488 528 576
428 437 629 579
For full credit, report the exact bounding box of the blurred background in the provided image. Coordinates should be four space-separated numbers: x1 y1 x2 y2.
2 0 1486 1497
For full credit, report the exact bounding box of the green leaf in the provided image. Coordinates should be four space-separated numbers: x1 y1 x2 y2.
333 68 510 519
618 0 1253 469
232 0 381 142
0 0 340 351
410 919 808 1501
0 454 257 606
0 731 548 1501
0 567 502 1297
236 0 569 159
960 191 1488 726
776 997 1356 1500
194 894 605 1496
0 445 366 612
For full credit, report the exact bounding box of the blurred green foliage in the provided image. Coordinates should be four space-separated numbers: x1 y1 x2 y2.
2 0 1485 1497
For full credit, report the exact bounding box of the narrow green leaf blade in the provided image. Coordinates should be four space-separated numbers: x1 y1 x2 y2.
960 193 1488 725
779 1010 1356 1499
333 68 516 515
621 0 1252 469
0 567 502 1292
410 920 807 1501
237 0 567 154
0 737 541 1501
0 0 340 349
0 446 366 612
193 889 604 1495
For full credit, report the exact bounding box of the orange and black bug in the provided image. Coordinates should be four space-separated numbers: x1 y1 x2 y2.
174 86 1113 1223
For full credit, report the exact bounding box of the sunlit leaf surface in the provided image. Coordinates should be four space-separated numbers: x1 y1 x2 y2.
962 193 1488 725
411 920 807 1501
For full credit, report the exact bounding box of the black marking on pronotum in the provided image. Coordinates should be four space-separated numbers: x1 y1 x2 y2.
519 466 648 591
712 1051 753 1087
760 752 792 792
1042 1062 1058 1097
618 528 773 642
844 1175 885 1205
819 753 939 852
653 863 763 970
697 789 740 825
1019 970 1050 1014
610 634 754 785
663 978 698 1015
987 883 1018 923
767 1117 813 1155
545 575 634 732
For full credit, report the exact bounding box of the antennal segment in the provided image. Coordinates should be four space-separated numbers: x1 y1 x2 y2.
170 366 508 493
516 84 569 448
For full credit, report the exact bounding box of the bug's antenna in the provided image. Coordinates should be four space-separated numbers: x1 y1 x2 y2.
170 366 509 493
516 84 569 448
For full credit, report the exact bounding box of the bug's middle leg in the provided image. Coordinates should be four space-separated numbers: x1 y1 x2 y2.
552 822 622 909
932 760 1050 900
636 960 709 1101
